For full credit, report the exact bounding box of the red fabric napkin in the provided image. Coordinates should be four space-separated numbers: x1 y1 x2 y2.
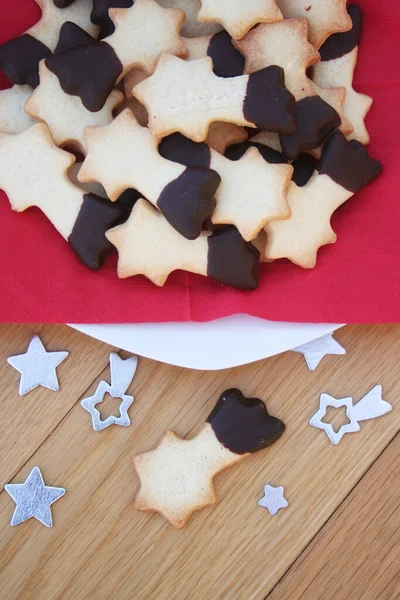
0 0 398 323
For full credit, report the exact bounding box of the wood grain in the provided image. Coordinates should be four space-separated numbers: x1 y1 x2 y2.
0 324 398 600
268 433 400 600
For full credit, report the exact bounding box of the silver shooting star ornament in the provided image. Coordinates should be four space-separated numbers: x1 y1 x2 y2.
81 353 138 431
7 334 69 395
310 385 392 445
293 332 346 371
5 466 65 527
258 485 288 515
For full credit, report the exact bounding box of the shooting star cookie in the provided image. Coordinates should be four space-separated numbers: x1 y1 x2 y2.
25 61 123 153
106 199 260 288
79 109 221 239
264 130 382 267
133 389 285 527
159 133 293 241
234 18 351 160
133 54 295 141
0 123 126 269
0 0 98 88
276 0 352 49
46 0 187 111
197 0 283 40
312 5 373 145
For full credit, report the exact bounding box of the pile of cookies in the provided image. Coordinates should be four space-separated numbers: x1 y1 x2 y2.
0 0 382 290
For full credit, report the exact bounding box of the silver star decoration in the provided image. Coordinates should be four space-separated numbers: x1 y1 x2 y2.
310 387 392 445
7 334 69 396
5 466 65 527
309 394 359 444
81 353 138 431
258 484 288 515
292 332 346 371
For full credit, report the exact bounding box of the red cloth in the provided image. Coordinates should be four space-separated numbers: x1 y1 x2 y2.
0 0 398 323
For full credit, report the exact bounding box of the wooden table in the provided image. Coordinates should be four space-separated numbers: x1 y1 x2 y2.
0 323 398 600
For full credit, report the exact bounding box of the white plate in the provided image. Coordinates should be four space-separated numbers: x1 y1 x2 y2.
70 316 343 370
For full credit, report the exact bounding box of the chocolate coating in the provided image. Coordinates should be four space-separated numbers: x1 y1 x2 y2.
207 389 285 454
225 141 287 164
319 5 362 62
208 30 245 78
243 66 296 134
292 153 318 187
0 34 51 88
68 193 127 270
207 226 259 290
115 188 141 221
91 0 134 38
46 41 123 112
319 130 382 193
157 167 221 240
54 0 76 7
159 133 211 168
280 96 341 161
55 22 96 54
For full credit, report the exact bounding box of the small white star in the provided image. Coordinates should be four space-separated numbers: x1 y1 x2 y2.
7 334 69 396
293 332 346 371
5 466 65 527
309 393 360 444
258 484 288 515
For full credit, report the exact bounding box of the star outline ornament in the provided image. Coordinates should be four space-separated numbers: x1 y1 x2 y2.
80 353 138 431
258 484 288 515
309 393 360 444
293 332 346 371
81 380 134 431
5 466 66 527
7 334 69 396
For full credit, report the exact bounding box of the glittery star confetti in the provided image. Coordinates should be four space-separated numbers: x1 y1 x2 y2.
292 332 346 371
7 334 69 396
5 466 66 527
258 484 288 515
309 386 392 445
81 353 138 431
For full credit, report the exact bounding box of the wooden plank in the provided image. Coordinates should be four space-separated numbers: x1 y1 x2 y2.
268 433 400 600
0 324 115 488
0 324 398 600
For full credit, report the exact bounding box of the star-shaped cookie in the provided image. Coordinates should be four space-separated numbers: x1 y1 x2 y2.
234 18 353 137
106 0 187 76
0 85 36 135
264 172 352 267
106 198 210 284
211 147 293 240
26 61 123 153
0 123 84 239
134 425 244 528
313 48 372 145
276 0 352 48
198 0 283 40
29 0 99 51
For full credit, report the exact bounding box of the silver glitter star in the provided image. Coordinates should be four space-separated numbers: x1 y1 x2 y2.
292 332 346 371
309 393 360 444
5 466 65 527
81 353 138 431
258 485 288 515
310 387 392 445
7 334 69 396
